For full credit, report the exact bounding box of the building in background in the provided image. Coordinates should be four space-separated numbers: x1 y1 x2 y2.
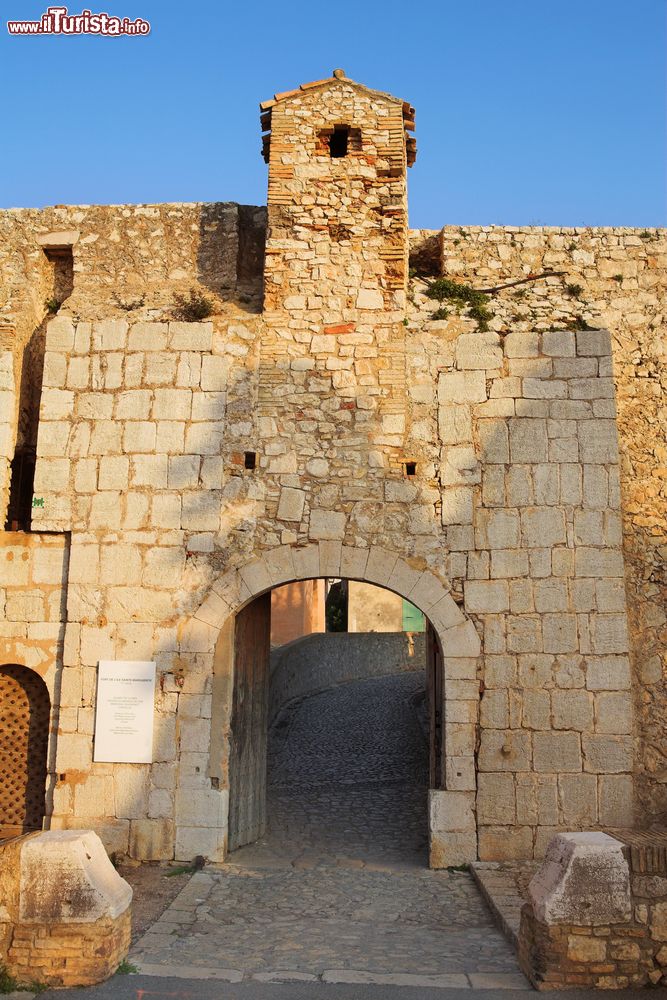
347 582 425 633
270 580 325 646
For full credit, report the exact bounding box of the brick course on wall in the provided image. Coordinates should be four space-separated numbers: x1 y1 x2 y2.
519 833 667 989
0 71 664 864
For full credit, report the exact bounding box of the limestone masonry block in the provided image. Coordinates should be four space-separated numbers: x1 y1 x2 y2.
309 509 346 540
541 330 575 357
169 322 213 351
277 486 306 522
46 316 76 352
576 329 612 357
533 731 582 773
509 418 548 463
438 371 487 404
528 832 631 925
129 818 174 860
20 830 131 923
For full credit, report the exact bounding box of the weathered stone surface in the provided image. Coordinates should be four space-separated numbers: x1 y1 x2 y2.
19 830 132 922
528 831 631 925
0 831 131 988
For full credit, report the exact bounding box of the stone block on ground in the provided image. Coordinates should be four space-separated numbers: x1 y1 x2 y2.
528 831 631 925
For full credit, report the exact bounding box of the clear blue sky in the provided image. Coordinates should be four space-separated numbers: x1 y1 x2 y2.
1 0 665 227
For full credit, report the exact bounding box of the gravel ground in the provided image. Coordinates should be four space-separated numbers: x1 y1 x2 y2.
118 862 193 943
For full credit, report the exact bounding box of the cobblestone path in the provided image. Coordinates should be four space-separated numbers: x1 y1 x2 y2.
237 671 430 869
132 674 527 988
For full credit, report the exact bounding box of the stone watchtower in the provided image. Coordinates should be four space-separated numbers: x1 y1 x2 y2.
260 68 416 314
256 70 420 496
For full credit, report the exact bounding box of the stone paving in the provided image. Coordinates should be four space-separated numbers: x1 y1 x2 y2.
471 861 540 947
132 674 529 989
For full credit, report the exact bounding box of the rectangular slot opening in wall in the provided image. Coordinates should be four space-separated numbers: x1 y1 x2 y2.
329 125 350 158
43 247 74 311
244 451 257 470
405 461 417 477
4 448 36 531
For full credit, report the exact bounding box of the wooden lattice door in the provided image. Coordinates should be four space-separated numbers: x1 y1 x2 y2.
0 665 50 838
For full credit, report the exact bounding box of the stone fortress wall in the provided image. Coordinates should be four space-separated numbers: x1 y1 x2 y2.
0 71 664 864
410 223 667 828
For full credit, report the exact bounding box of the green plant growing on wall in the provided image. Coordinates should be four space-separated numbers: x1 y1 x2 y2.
0 965 45 994
425 278 493 331
565 283 584 298
173 287 214 322
115 961 139 976
44 297 60 314
612 274 623 283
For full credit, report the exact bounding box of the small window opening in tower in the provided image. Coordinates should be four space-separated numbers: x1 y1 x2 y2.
329 125 350 158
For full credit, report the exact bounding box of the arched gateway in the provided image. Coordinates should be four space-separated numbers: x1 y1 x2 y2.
188 543 481 868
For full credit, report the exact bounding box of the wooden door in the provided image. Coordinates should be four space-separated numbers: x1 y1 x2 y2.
227 594 271 851
426 623 444 789
0 664 50 838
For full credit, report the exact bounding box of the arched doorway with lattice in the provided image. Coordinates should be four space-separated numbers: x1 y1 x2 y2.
0 664 50 838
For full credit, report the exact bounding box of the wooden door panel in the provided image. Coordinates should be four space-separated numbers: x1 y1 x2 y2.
427 623 444 789
228 594 271 851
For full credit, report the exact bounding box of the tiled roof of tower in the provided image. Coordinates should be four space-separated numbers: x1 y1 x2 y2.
259 69 416 167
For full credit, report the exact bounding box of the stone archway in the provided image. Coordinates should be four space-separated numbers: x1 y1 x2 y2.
180 543 481 867
0 664 50 838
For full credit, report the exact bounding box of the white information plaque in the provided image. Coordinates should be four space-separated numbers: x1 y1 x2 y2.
93 660 156 763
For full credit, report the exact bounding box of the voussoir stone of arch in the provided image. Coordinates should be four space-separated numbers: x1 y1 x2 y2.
364 546 400 586
212 568 249 609
263 545 297 586
409 572 451 614
441 620 481 659
195 589 232 629
318 540 343 577
19 830 132 923
429 594 466 632
292 544 321 581
238 559 273 599
528 832 631 926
